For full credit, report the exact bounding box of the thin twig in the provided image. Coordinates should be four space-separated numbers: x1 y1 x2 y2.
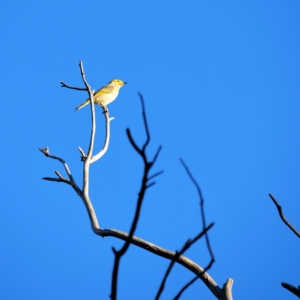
138 93 150 152
39 147 81 195
91 106 113 163
60 81 87 91
94 227 225 298
148 170 164 181
155 224 214 300
173 276 198 300
269 193 300 238
39 147 75 182
180 159 215 263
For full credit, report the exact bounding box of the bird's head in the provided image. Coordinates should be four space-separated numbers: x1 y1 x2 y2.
110 79 127 86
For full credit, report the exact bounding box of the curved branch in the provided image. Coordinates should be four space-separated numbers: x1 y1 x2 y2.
91 108 113 163
95 226 225 298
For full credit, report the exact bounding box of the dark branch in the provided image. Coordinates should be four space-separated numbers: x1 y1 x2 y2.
126 128 142 155
180 159 215 261
281 282 300 298
138 93 150 152
269 193 300 238
173 276 198 300
155 224 214 300
60 80 87 91
152 145 162 166
110 93 161 300
148 170 164 181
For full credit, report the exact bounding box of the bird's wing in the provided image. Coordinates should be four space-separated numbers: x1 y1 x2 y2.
94 85 114 96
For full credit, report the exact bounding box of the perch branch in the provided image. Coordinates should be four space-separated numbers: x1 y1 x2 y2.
91 106 113 163
269 193 300 238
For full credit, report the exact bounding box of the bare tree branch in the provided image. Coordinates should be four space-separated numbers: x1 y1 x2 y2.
155 224 214 300
269 193 300 238
60 81 87 91
173 159 219 298
39 147 81 195
173 277 198 300
180 159 215 262
110 93 162 300
282 282 300 298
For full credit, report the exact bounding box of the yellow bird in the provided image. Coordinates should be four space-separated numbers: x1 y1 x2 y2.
75 79 127 111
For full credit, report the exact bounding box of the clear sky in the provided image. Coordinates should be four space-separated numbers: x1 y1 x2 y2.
1 1 300 299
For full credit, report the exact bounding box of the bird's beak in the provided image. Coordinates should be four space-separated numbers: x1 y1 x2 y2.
124 82 127 84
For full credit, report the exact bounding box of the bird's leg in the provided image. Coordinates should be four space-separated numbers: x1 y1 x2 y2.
101 104 108 113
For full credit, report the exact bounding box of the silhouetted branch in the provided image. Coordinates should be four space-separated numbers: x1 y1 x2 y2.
155 223 214 300
110 93 162 300
180 159 215 261
269 193 300 238
60 81 87 91
173 276 198 300
171 159 217 298
282 282 300 298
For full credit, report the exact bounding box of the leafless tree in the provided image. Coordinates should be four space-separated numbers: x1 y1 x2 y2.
40 61 233 299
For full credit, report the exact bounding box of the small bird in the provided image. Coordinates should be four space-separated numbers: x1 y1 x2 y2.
75 79 127 111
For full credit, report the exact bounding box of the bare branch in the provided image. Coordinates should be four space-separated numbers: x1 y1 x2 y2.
39 147 77 186
95 227 225 299
152 145 162 166
60 81 87 91
155 224 214 300
42 177 63 182
78 61 96 160
91 106 113 163
180 159 215 263
269 193 300 238
148 170 164 181
110 93 161 300
173 276 198 300
126 128 142 155
145 182 156 189
282 282 300 298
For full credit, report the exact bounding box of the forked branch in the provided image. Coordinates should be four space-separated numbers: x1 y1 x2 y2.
110 93 163 300
41 62 233 300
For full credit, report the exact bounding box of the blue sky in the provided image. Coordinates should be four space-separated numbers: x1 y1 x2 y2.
1 1 300 299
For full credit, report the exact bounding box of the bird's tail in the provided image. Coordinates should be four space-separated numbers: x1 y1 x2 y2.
75 99 90 111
